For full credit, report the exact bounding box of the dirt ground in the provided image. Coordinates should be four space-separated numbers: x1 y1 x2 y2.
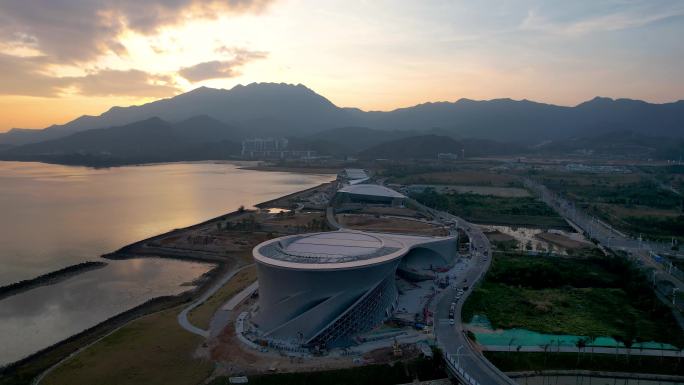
360 206 429 219
257 182 335 210
209 323 359 376
392 171 518 187
484 230 516 243
209 325 422 377
336 214 448 236
535 232 593 250
260 211 328 230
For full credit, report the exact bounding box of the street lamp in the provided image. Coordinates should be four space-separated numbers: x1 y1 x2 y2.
456 345 464 367
673 287 679 306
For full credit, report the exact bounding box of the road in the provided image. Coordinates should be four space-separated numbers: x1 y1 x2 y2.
524 178 684 291
524 178 679 255
409 198 517 385
435 216 517 385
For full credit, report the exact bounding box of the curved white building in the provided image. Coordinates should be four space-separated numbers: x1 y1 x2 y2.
250 230 456 349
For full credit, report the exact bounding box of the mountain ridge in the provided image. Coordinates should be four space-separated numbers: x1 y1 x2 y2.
1 83 683 146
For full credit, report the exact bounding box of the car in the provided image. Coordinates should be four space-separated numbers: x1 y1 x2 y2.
449 318 455 325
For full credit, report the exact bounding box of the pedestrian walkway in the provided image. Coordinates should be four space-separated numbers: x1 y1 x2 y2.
482 345 683 357
177 264 254 338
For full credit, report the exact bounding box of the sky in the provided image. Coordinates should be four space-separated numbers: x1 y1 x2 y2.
0 0 683 132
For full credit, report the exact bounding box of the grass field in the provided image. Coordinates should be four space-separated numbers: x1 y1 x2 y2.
188 265 257 329
484 351 684 375
411 189 568 228
536 171 684 241
463 253 684 347
42 306 213 385
39 265 258 385
336 214 448 236
207 355 446 385
388 170 519 187
0 290 202 385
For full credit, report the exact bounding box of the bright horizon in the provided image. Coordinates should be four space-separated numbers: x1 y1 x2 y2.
1 0 683 132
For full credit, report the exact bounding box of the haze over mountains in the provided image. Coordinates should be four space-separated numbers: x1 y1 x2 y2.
0 82 682 165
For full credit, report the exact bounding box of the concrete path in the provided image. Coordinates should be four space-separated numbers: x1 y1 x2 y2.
177 263 255 338
222 281 258 311
483 345 683 357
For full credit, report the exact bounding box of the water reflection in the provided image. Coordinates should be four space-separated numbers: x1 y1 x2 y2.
0 161 333 365
0 258 212 365
0 161 332 285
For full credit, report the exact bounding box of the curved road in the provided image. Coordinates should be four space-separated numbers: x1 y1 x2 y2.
421 204 517 385
330 188 516 384
177 263 255 337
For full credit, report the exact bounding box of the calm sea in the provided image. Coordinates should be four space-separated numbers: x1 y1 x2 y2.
0 161 332 365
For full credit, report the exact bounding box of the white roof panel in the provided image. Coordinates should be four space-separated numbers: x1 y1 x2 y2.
337 184 407 199
343 168 368 179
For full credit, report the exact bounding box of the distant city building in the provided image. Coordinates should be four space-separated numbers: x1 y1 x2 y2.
241 137 315 159
564 163 631 174
437 152 459 160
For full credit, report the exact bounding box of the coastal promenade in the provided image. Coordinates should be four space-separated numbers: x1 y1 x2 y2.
177 263 254 338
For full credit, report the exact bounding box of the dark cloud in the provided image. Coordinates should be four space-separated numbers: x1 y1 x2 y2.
67 70 180 97
0 54 69 97
179 49 267 82
0 0 274 64
0 1 271 99
0 54 180 98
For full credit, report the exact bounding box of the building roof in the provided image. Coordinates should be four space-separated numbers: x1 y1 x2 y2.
337 184 407 199
343 168 368 180
254 230 455 270
258 232 402 266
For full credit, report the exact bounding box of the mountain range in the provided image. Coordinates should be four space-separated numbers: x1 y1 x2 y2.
0 82 682 164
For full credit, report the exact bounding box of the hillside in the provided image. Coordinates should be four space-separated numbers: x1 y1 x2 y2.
358 135 465 160
0 117 241 166
1 83 682 147
536 130 684 159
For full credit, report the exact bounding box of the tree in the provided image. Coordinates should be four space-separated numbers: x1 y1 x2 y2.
575 337 588 365
612 335 624 361
586 334 597 361
540 343 551 367
623 337 634 364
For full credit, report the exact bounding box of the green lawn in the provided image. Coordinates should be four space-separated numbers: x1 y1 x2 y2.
411 189 568 228
537 171 684 240
42 306 213 385
188 265 256 329
207 355 445 385
463 253 684 347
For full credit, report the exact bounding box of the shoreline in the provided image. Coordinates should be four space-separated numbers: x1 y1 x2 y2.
239 164 342 175
0 158 341 175
0 181 331 383
0 262 230 380
0 261 107 301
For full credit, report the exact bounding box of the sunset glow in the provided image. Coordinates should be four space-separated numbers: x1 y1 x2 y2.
1 0 683 131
